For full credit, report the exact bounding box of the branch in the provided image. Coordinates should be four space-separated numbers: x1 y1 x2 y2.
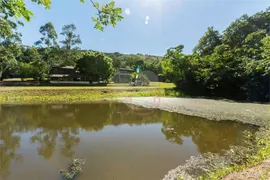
89 0 111 15
89 0 101 13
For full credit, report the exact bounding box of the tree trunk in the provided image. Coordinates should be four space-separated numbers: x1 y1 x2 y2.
0 71 3 81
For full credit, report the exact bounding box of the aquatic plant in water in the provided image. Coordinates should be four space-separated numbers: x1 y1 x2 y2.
60 158 86 180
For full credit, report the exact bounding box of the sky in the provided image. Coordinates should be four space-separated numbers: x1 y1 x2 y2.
19 0 270 56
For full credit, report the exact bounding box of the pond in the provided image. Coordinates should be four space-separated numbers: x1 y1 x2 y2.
0 102 254 180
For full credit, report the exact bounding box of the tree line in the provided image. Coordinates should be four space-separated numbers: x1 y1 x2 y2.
0 0 126 82
162 8 270 102
0 21 163 82
1 2 269 102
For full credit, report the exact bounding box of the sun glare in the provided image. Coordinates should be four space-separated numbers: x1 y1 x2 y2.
140 0 165 11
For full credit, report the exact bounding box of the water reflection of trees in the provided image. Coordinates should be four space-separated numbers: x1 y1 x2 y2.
0 102 254 179
0 106 22 178
161 112 254 153
0 102 162 174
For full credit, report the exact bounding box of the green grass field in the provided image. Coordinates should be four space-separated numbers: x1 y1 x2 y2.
0 82 174 90
0 82 176 104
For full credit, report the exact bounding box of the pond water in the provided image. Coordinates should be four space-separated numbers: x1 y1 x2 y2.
0 102 254 180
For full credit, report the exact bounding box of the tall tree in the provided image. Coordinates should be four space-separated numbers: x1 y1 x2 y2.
34 22 59 77
35 22 58 48
0 19 21 80
60 24 82 49
162 45 189 84
193 27 222 56
223 8 270 49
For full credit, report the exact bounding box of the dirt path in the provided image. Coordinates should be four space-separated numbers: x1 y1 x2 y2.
117 97 270 127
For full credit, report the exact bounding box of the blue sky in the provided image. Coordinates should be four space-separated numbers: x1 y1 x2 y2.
20 0 270 56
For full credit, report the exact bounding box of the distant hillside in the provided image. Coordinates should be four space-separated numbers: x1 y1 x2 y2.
105 52 163 74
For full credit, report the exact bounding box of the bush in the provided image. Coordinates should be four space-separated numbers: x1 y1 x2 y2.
17 62 35 81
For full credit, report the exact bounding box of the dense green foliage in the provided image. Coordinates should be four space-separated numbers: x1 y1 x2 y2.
0 0 122 81
76 52 114 82
60 24 82 50
107 52 163 81
0 19 22 80
162 8 270 102
0 20 163 82
1 5 269 102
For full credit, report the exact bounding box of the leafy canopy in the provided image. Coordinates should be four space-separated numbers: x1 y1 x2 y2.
35 22 58 48
60 24 82 50
0 0 123 31
162 7 270 102
76 51 114 81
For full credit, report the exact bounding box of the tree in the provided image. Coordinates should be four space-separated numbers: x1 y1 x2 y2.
193 27 222 56
0 18 18 39
245 36 270 102
223 8 270 49
203 45 247 99
0 45 19 80
0 0 123 31
18 47 48 80
109 52 123 69
76 51 114 82
162 8 270 102
58 24 82 66
162 45 187 83
162 45 207 95
261 35 270 61
163 44 247 99
0 19 21 80
17 62 34 81
161 58 173 81
89 0 123 31
34 22 59 78
241 29 267 59
35 22 58 48
60 24 82 49
31 57 48 81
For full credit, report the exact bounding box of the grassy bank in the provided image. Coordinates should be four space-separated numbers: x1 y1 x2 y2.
0 83 178 104
171 127 270 180
201 128 270 180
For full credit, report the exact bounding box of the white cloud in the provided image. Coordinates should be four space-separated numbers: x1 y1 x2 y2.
125 8 131 16
145 21 148 25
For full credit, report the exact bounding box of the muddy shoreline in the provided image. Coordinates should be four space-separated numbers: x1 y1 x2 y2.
117 97 270 127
